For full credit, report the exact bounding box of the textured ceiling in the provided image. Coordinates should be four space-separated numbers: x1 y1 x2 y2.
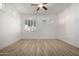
4 3 72 15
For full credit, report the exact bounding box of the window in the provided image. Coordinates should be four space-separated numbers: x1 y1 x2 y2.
24 19 36 31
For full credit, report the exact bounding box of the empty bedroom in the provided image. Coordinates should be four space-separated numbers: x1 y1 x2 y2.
0 3 79 56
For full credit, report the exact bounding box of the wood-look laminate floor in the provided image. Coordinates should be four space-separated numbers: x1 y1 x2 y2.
0 39 79 56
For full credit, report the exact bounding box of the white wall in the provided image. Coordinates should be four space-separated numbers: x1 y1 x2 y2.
21 15 58 39
58 4 79 48
0 5 21 49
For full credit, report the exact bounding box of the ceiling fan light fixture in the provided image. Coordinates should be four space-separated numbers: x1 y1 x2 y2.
38 4 43 8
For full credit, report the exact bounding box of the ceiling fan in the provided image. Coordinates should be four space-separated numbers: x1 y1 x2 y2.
31 3 48 11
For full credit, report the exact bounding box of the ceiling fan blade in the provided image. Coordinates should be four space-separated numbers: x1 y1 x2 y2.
43 3 48 4
42 6 48 10
37 7 40 11
31 4 38 6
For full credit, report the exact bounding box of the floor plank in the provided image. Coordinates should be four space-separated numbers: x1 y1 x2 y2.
0 39 79 56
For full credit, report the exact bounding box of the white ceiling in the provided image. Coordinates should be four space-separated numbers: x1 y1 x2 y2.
4 3 72 15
